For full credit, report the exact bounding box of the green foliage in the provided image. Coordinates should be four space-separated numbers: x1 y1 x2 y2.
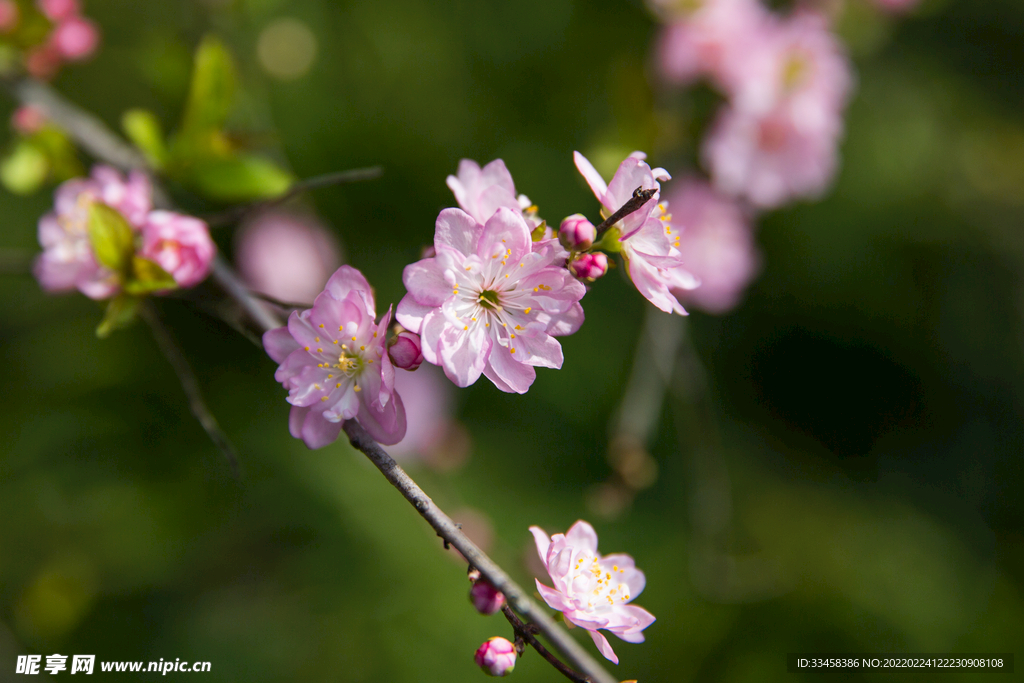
0 139 48 194
122 109 168 169
95 293 141 338
86 203 135 274
124 256 177 295
188 155 293 202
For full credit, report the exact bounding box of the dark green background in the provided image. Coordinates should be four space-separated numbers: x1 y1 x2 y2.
1 0 1022 680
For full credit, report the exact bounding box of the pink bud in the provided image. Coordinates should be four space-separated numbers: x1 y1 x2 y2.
474 637 517 677
388 330 423 371
569 252 608 281
140 211 216 289
50 16 99 61
558 214 596 251
25 46 62 80
11 106 47 136
469 579 506 615
37 0 79 22
0 0 19 33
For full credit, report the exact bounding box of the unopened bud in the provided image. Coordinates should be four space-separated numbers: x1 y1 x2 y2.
474 637 517 677
469 579 505 615
558 214 596 251
50 16 99 61
389 330 423 371
570 252 608 281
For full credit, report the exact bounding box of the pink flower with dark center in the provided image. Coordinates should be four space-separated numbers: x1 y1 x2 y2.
663 179 761 313
49 15 99 60
34 165 152 299
530 520 655 664
703 11 853 208
235 210 342 305
396 207 585 394
574 151 698 315
263 266 406 449
140 212 215 288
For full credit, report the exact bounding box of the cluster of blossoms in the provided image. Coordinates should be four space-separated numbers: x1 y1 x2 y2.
35 164 215 299
0 0 100 79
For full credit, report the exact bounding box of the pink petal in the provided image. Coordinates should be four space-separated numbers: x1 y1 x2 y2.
289 405 310 439
573 151 609 207
434 208 480 257
588 630 619 665
477 207 531 263
534 579 573 613
529 526 551 568
486 342 537 393
395 295 433 334
263 326 300 364
357 389 407 445
309 291 365 337
401 257 451 306
438 321 490 388
324 265 375 316
565 520 598 553
535 304 584 337
300 410 344 449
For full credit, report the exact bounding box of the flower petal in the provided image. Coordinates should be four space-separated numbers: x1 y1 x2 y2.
529 526 551 569
299 410 344 449
565 520 599 554
324 265 375 316
535 579 573 613
402 257 451 306
396 295 434 334
588 630 619 665
357 389 407 445
434 207 480 257
486 343 537 393
574 151 609 207
477 207 531 264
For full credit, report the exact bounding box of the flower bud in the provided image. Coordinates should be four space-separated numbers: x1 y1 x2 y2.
50 16 99 61
37 0 79 22
388 330 424 371
474 637 517 677
558 214 596 251
469 579 505 615
570 252 608 281
0 0 19 33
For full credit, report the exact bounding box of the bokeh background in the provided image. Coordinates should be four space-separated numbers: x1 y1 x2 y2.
1 0 1023 680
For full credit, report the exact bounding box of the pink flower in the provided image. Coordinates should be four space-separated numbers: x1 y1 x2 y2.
447 158 549 238
37 0 79 22
702 11 853 208
663 179 761 313
11 106 47 136
25 45 62 80
574 151 698 315
263 266 406 449
474 637 517 677
139 212 215 288
49 15 99 60
235 211 342 306
530 520 654 664
396 207 585 394
0 0 19 33
34 166 152 299
388 330 424 371
655 0 769 92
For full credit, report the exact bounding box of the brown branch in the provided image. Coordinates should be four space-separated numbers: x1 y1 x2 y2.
501 604 591 683
593 186 658 239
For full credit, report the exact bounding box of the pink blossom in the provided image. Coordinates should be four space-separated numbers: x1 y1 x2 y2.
570 252 608 281
25 46 62 80
37 0 79 22
263 266 406 448
474 637 517 677
654 0 768 92
235 211 342 305
0 0 19 33
530 520 654 664
574 151 698 315
447 158 548 235
11 106 47 136
387 363 470 467
49 15 99 60
396 207 585 394
469 578 506 615
703 11 853 208
34 166 152 299
139 212 215 288
388 330 424 371
663 179 761 313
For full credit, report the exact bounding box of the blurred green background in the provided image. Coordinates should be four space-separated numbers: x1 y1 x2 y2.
1 0 1023 680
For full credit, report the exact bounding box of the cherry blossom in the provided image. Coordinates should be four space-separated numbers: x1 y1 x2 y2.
574 151 698 315
530 520 654 664
263 266 406 448
139 211 215 288
396 206 585 394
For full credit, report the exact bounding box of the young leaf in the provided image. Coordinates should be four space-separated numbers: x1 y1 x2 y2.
189 155 292 202
87 203 136 274
180 35 237 138
122 109 168 169
0 140 49 195
124 256 178 295
96 294 141 338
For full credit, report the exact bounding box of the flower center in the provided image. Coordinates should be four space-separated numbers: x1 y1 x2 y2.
335 350 364 377
477 289 502 311
572 554 631 610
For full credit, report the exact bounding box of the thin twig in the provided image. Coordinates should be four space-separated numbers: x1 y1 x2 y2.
204 167 384 227
209 256 284 333
594 186 658 238
248 291 313 311
139 301 240 478
501 604 591 683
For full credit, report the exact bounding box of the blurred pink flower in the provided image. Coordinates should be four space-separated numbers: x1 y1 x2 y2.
49 15 99 61
530 520 655 664
574 151 698 314
655 0 769 92
446 158 522 227
11 106 47 135
37 0 79 22
469 578 506 615
396 206 585 393
474 637 517 677
25 45 62 80
235 211 342 305
34 166 152 299
703 11 853 208
140 212 215 288
0 0 19 33
387 363 471 469
263 266 406 448
663 179 760 313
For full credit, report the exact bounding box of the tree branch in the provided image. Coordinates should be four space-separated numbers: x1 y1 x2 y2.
593 186 658 238
501 604 591 683
4 75 622 683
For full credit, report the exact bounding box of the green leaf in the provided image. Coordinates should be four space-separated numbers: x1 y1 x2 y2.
87 203 136 274
181 35 237 138
122 109 168 169
189 155 292 202
0 140 49 195
96 294 141 338
125 256 178 295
